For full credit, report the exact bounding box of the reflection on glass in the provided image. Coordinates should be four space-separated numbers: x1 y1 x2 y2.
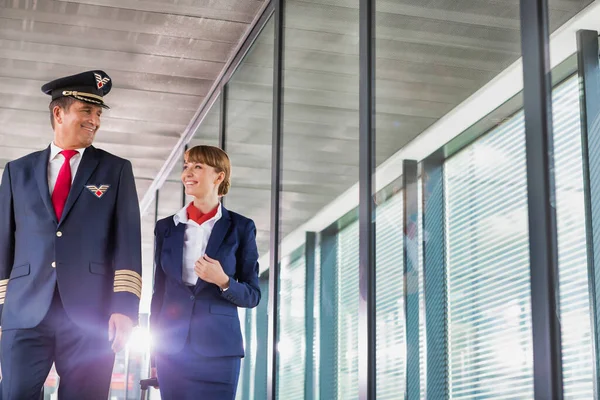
375 190 406 399
224 19 274 257
552 78 593 398
445 76 594 398
418 180 426 400
281 0 359 397
278 252 306 398
188 96 220 149
337 220 360 399
157 180 183 220
224 16 274 398
446 110 534 398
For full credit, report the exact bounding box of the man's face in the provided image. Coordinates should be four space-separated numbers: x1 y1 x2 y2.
54 100 102 149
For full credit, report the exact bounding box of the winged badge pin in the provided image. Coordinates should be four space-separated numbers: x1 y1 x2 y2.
86 185 110 198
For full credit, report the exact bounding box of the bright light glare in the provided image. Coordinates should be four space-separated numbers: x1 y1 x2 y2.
127 327 152 354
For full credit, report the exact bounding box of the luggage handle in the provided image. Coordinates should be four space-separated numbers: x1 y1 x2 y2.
139 377 158 400
140 377 158 390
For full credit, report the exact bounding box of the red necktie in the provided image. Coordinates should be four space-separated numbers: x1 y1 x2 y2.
52 150 78 221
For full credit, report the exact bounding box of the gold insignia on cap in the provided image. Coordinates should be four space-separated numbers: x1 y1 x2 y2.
114 270 142 299
0 278 8 305
62 91 105 106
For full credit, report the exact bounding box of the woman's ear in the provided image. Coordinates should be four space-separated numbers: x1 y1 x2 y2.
215 171 225 185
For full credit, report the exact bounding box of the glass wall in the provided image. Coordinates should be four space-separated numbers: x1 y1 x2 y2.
134 0 598 399
551 78 593 398
278 250 307 398
223 15 274 399
446 104 533 398
445 75 593 399
374 187 405 399
279 0 360 398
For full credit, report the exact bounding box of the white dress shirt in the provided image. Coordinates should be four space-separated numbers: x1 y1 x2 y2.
173 203 223 286
48 142 86 195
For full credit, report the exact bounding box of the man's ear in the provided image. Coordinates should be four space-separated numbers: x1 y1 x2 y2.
53 105 63 125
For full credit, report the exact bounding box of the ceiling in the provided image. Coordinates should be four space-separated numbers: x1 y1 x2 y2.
0 0 265 196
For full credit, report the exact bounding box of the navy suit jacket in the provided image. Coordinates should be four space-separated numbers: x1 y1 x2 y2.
0 145 142 331
150 206 261 358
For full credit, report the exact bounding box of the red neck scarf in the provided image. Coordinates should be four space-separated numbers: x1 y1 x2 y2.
186 203 219 226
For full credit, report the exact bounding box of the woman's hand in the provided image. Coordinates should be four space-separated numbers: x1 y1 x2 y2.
195 255 230 289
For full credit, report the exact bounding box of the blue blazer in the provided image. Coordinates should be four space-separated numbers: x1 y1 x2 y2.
0 145 142 331
150 206 261 358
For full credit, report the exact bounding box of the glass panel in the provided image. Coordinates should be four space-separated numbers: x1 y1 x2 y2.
157 178 183 220
418 179 426 400
281 0 360 397
446 111 533 398
444 75 593 399
254 274 270 399
552 77 593 399
337 220 360 399
185 95 221 207
374 188 405 399
188 95 221 148
224 16 274 398
225 18 274 257
278 251 307 398
313 242 321 399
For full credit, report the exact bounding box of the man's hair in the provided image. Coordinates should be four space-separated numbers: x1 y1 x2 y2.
49 97 77 129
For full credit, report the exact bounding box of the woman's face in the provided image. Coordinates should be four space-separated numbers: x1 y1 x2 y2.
181 160 223 199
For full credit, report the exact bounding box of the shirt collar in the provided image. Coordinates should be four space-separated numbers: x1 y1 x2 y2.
50 142 86 161
174 202 222 226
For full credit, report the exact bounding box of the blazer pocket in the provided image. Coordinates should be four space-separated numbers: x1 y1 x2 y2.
210 303 237 317
89 262 108 275
10 263 30 279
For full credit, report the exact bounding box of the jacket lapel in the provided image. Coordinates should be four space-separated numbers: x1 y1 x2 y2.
204 207 231 259
59 146 99 225
34 146 57 224
195 206 232 292
163 221 185 283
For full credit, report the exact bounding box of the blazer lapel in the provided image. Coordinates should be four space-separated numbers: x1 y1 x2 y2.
163 221 185 283
204 207 231 259
195 206 232 292
59 145 99 225
34 146 57 224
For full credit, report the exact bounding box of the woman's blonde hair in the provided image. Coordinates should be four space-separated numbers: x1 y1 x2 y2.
184 145 231 196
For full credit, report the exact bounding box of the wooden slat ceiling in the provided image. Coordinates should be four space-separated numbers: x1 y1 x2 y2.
0 0 265 197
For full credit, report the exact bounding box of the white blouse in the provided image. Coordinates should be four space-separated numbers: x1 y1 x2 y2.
173 203 222 286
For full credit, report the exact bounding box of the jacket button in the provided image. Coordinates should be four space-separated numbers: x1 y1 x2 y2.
56 231 62 237
51 262 56 268
190 295 195 300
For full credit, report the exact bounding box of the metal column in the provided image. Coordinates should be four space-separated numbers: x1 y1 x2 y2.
519 0 564 398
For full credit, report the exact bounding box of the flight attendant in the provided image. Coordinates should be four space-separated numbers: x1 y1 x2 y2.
150 145 261 400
